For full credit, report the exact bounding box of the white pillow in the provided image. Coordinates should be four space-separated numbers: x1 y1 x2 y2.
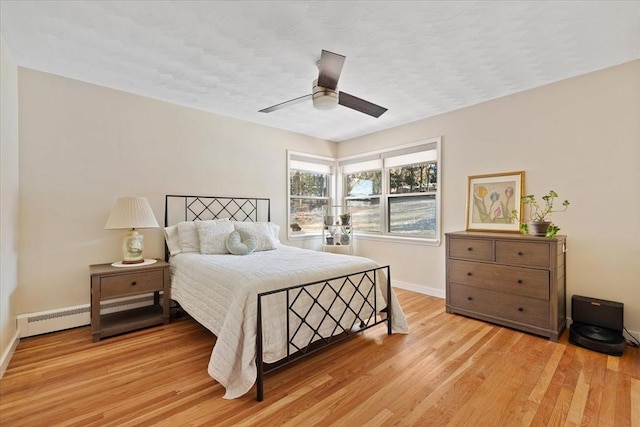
233 222 278 251
163 225 182 256
268 222 281 244
177 221 200 253
225 230 258 255
196 219 234 254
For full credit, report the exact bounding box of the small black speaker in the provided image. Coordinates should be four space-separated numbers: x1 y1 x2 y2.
570 295 625 356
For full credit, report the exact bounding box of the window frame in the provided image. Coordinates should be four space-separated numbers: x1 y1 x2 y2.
287 150 335 239
338 137 442 245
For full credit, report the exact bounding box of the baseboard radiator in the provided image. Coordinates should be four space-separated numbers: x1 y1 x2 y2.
17 295 157 338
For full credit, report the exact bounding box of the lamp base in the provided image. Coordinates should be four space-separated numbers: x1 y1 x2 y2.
121 229 145 264
111 259 158 268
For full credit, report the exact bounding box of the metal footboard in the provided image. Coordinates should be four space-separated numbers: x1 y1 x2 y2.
255 265 392 401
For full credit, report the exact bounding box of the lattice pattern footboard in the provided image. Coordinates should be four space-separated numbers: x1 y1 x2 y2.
255 265 392 401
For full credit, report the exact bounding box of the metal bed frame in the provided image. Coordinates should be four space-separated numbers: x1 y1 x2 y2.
164 195 392 401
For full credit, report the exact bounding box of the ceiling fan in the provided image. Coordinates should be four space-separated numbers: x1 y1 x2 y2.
258 50 388 118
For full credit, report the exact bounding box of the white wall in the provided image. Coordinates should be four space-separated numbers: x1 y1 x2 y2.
338 60 640 332
0 33 20 374
17 68 335 315
14 60 640 336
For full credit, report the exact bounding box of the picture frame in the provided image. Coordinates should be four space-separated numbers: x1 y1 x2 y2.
465 171 524 232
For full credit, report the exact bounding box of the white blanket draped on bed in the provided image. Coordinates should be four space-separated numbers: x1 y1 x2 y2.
170 244 408 399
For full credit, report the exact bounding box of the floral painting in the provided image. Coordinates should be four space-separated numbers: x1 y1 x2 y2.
466 171 524 232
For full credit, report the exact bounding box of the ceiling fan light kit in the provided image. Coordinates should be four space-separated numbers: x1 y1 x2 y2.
259 49 387 118
312 79 338 110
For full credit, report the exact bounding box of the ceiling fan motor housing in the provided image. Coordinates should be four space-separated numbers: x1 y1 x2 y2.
312 79 338 110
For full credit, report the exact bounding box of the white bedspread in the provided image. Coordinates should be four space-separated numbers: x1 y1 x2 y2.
170 244 408 399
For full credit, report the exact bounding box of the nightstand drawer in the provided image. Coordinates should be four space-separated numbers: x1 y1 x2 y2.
495 241 549 267
100 270 164 298
448 238 493 261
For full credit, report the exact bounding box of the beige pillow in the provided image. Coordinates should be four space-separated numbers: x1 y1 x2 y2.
163 225 182 256
233 222 278 251
196 219 234 254
177 221 200 253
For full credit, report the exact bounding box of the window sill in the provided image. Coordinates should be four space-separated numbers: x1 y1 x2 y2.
287 232 440 246
355 233 440 246
287 232 321 241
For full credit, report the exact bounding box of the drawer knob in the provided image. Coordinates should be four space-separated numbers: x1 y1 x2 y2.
131 281 137 286
467 272 472 276
467 296 473 301
517 279 523 284
518 307 524 312
518 251 524 256
467 247 473 251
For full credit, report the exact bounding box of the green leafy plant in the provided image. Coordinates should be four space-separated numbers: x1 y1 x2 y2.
339 212 351 225
511 190 569 237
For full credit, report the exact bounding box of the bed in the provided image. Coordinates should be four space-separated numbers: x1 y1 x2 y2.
164 195 409 400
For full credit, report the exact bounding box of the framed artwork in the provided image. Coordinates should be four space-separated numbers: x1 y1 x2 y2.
466 171 524 232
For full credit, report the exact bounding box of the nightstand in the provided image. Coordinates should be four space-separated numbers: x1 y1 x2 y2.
90 260 170 342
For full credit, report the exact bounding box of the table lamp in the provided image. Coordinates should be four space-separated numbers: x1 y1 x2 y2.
104 197 159 266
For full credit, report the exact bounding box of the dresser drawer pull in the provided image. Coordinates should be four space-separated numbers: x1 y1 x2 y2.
467 272 472 276
517 279 523 284
467 296 473 301
467 247 473 251
131 281 137 286
518 307 524 312
518 251 524 256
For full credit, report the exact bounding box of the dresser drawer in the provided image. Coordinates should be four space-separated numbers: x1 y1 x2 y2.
449 237 493 261
100 270 164 298
449 260 549 300
449 284 550 329
495 241 550 267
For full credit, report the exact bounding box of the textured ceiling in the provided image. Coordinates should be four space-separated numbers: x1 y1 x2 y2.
1 1 638 142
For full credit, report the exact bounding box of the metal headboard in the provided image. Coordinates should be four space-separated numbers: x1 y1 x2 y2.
164 195 271 259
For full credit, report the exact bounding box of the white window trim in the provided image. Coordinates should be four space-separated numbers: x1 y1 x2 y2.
337 137 442 245
287 150 336 239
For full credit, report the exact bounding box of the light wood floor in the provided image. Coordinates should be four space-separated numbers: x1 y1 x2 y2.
1 289 638 426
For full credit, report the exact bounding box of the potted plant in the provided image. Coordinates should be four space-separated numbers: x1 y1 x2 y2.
340 227 351 245
323 215 335 226
339 212 350 226
514 190 569 238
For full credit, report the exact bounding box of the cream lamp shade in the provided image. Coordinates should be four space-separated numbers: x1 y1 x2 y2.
104 197 159 266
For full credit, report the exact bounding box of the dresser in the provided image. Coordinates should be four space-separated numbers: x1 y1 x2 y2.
445 231 566 341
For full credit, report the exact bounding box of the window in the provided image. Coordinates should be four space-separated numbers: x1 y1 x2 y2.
345 170 382 233
340 138 441 243
288 151 334 235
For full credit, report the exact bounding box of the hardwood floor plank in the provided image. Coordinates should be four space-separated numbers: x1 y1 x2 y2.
631 378 640 427
1 289 638 426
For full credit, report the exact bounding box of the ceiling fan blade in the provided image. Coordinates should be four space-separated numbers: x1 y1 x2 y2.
338 91 388 118
317 50 345 90
258 94 312 113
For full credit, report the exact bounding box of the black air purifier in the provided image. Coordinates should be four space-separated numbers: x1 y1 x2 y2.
569 295 625 356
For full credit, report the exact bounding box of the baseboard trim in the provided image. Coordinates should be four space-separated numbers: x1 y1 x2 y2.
0 330 20 378
16 294 157 338
392 280 444 299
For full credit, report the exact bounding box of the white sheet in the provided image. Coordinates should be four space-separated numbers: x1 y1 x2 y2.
170 244 408 399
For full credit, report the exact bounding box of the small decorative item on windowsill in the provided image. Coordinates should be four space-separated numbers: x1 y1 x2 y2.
340 227 350 245
511 190 570 238
339 212 350 226
326 235 334 245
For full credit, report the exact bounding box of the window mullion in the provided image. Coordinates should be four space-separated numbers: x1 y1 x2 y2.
382 167 389 235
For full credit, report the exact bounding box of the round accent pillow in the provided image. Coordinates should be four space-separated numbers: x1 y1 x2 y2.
225 230 258 255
